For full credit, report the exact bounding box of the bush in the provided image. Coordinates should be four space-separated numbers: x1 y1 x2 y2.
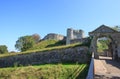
0 45 8 54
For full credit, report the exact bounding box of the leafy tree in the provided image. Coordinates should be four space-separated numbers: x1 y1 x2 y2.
15 35 35 52
32 33 41 43
0 45 8 54
112 26 120 32
97 37 111 53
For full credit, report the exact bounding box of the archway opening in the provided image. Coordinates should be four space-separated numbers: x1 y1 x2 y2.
96 36 113 59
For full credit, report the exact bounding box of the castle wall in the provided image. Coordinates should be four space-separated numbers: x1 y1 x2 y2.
0 46 89 67
117 44 120 58
43 33 65 40
66 28 84 44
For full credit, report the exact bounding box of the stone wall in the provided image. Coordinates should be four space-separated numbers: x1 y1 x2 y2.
0 46 89 68
70 38 89 44
66 28 84 44
89 25 120 59
43 33 65 40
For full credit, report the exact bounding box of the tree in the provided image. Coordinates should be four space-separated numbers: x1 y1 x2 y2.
97 37 111 53
112 26 120 32
32 33 41 43
0 45 8 54
15 35 35 52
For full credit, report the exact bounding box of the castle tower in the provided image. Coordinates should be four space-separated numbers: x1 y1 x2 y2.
66 28 84 45
66 28 73 44
79 30 84 38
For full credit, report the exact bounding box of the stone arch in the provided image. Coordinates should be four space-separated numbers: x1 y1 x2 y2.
91 34 114 59
89 25 120 60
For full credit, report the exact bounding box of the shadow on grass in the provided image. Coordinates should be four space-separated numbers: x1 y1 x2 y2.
46 40 66 48
67 64 89 79
75 64 89 79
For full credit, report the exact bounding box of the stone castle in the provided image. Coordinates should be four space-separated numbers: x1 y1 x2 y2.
43 28 84 44
66 28 84 44
43 25 120 62
43 33 65 41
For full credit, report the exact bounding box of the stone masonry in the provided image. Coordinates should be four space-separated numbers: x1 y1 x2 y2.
89 25 120 60
43 33 65 41
0 46 89 67
66 28 84 44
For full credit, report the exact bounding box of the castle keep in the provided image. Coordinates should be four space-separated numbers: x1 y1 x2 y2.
66 28 84 44
42 28 84 44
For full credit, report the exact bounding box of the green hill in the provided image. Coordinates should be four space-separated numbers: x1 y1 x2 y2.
28 39 66 50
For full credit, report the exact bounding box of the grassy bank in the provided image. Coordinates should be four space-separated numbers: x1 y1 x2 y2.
0 64 88 79
29 40 66 50
0 43 82 58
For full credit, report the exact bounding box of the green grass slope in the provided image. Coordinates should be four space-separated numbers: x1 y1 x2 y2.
29 39 66 50
0 40 90 79
0 64 88 79
0 42 82 58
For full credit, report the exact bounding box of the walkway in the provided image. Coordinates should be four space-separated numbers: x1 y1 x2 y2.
94 56 120 79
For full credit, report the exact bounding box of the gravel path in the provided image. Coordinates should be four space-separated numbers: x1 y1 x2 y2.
94 56 120 79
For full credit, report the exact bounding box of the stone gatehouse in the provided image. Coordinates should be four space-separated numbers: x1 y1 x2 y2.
89 25 120 60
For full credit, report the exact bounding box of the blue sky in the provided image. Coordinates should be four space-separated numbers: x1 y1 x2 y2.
0 0 120 51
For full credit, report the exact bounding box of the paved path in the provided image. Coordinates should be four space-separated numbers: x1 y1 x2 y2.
94 56 120 79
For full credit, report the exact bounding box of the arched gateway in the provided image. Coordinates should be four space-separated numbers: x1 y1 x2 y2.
89 25 120 60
